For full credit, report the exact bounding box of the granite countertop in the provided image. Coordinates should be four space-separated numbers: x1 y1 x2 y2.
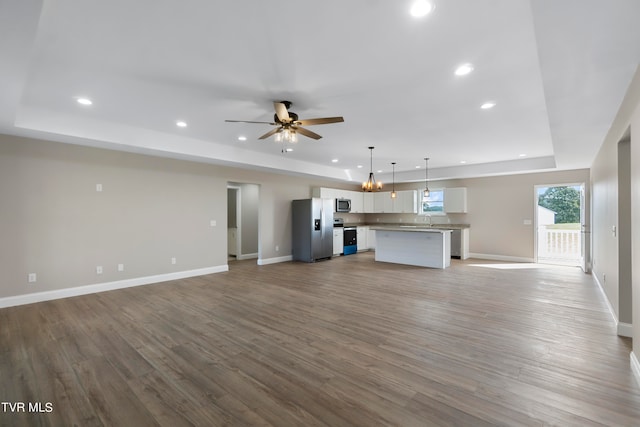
344 222 470 229
369 225 452 233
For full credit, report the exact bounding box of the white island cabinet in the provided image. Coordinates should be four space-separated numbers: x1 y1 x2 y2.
372 227 452 269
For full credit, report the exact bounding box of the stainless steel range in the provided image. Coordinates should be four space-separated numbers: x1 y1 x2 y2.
343 226 357 255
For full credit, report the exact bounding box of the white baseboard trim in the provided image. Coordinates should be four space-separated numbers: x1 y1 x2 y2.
467 253 535 263
237 253 258 261
0 265 228 309
631 352 640 387
258 255 293 265
618 323 634 338
591 273 633 337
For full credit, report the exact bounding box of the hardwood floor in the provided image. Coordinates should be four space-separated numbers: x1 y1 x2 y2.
2 252 639 426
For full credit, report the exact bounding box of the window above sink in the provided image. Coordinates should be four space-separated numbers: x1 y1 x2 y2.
420 188 445 215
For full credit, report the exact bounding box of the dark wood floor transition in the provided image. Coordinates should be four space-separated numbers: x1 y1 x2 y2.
2 253 640 426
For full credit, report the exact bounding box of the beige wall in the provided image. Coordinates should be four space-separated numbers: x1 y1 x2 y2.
379 169 590 261
0 134 343 301
590 66 640 381
632 92 640 368
591 67 640 338
591 131 622 321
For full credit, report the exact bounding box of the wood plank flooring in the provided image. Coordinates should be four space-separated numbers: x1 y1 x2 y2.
2 253 640 426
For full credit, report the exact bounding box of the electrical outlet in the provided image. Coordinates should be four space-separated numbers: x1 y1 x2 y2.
171 257 177 265
210 220 217 227
275 245 279 252
117 264 124 272
28 273 37 283
96 183 103 192
96 266 103 275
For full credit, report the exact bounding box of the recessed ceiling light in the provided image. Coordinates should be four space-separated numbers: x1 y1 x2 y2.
176 121 187 128
238 136 247 141
460 160 467 164
331 159 339 163
377 169 383 173
410 0 434 17
76 97 92 106
357 165 363 169
285 148 293 152
481 102 496 109
519 153 527 157
415 165 421 169
454 63 474 76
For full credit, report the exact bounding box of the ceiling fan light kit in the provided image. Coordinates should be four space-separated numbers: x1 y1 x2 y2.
274 128 297 143
225 101 343 143
362 146 382 192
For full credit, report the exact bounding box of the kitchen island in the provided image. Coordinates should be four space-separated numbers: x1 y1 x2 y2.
371 226 452 269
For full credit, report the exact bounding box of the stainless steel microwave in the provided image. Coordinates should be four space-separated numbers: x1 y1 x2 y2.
335 198 351 212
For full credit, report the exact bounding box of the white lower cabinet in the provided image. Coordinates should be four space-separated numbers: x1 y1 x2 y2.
450 228 470 259
333 228 344 255
357 226 368 251
367 228 376 250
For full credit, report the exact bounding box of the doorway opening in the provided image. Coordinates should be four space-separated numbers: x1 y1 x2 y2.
227 182 260 265
535 183 584 268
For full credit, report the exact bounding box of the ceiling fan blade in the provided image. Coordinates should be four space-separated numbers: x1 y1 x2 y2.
293 126 322 140
225 120 276 125
274 102 290 123
258 127 282 140
295 117 344 126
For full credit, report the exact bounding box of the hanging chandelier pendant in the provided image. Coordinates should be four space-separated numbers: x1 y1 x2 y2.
390 162 397 199
362 146 382 192
423 157 430 198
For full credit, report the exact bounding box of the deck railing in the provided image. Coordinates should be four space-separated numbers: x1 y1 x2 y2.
537 228 581 263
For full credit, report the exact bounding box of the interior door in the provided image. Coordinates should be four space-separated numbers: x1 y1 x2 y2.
580 183 587 272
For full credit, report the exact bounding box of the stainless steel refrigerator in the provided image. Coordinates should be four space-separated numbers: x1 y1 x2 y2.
292 198 334 262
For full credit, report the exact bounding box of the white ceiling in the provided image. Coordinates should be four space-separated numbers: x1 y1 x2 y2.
2 0 639 184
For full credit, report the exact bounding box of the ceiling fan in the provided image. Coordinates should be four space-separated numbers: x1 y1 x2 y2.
225 101 344 141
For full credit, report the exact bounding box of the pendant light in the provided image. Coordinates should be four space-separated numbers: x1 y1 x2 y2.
390 162 397 199
423 157 430 198
362 146 382 191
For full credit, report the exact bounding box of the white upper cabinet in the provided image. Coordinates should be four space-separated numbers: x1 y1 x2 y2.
312 187 364 212
312 187 417 214
444 187 467 213
374 191 393 213
395 190 417 213
363 192 374 212
348 190 364 213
